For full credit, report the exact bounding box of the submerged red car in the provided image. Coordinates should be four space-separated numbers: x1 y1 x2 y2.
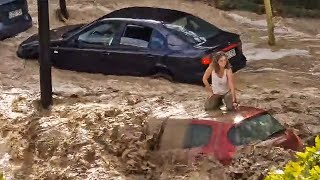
149 106 303 165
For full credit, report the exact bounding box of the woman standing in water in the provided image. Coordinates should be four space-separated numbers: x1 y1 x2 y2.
202 51 238 111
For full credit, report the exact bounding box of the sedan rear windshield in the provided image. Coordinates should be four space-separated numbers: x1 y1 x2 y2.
228 113 285 146
164 15 221 44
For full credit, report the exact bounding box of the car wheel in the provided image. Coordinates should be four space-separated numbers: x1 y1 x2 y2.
151 71 173 82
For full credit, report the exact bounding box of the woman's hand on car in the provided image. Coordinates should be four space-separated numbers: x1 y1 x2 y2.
232 101 239 110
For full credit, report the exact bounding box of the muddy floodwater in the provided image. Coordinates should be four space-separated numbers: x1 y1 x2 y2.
0 0 319 179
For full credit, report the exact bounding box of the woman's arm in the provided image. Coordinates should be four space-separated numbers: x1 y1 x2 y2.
226 68 237 102
202 64 213 96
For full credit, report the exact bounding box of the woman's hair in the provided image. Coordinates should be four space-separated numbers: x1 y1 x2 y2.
210 51 231 73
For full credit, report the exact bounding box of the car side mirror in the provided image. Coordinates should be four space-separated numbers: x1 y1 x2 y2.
67 36 80 47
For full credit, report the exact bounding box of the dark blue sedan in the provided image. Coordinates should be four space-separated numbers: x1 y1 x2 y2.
0 0 32 40
17 7 247 85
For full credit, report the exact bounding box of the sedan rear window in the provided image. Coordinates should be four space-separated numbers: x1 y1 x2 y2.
164 15 221 44
228 113 285 146
184 124 212 148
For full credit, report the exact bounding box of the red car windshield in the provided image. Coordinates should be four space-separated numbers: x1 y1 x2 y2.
227 113 286 146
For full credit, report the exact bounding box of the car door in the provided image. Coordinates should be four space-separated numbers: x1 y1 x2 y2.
51 20 123 74
103 23 167 76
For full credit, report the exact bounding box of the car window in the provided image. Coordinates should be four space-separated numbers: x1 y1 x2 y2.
228 113 286 146
120 25 152 48
184 124 212 148
77 21 122 47
164 15 221 44
120 24 165 50
164 24 205 44
148 30 166 50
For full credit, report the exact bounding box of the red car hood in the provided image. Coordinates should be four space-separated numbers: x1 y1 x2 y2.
254 129 303 151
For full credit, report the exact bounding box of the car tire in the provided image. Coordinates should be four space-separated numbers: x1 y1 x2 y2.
150 71 173 82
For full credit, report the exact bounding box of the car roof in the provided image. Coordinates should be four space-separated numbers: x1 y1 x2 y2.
196 106 266 124
101 18 161 24
147 106 267 128
101 6 192 23
0 0 18 6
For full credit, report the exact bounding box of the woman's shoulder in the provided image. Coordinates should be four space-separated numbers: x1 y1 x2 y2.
225 68 233 76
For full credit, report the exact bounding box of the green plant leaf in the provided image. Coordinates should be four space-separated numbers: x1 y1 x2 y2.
265 137 320 180
306 147 316 153
315 136 320 150
297 152 308 160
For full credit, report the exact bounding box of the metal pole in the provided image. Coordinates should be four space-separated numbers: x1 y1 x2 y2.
264 0 276 45
38 0 52 108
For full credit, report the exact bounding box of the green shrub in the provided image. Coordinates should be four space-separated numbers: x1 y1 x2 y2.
276 6 320 18
265 136 320 180
209 0 320 18
211 0 237 10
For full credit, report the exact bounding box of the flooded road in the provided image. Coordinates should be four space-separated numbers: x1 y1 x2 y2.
0 0 319 179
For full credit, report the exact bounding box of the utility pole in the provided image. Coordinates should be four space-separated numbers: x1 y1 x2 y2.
38 0 52 108
264 0 276 45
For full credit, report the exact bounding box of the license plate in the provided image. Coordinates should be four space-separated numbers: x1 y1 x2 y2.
9 9 23 19
225 48 236 59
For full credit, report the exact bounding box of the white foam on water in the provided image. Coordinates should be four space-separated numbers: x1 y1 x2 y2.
152 102 190 119
243 43 310 61
225 13 311 37
52 82 87 95
0 88 34 119
0 137 13 180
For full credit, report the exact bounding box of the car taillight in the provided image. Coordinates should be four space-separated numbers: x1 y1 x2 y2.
201 55 211 65
222 43 240 52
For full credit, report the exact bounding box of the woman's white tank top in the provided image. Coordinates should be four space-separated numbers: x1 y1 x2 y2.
211 69 229 95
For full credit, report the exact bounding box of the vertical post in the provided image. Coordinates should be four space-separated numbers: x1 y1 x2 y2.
38 0 52 108
264 0 276 45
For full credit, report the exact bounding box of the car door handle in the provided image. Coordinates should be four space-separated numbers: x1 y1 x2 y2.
102 52 110 55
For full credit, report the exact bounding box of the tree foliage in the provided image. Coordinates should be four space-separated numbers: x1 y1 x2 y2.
0 173 5 180
210 0 320 18
265 136 320 180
